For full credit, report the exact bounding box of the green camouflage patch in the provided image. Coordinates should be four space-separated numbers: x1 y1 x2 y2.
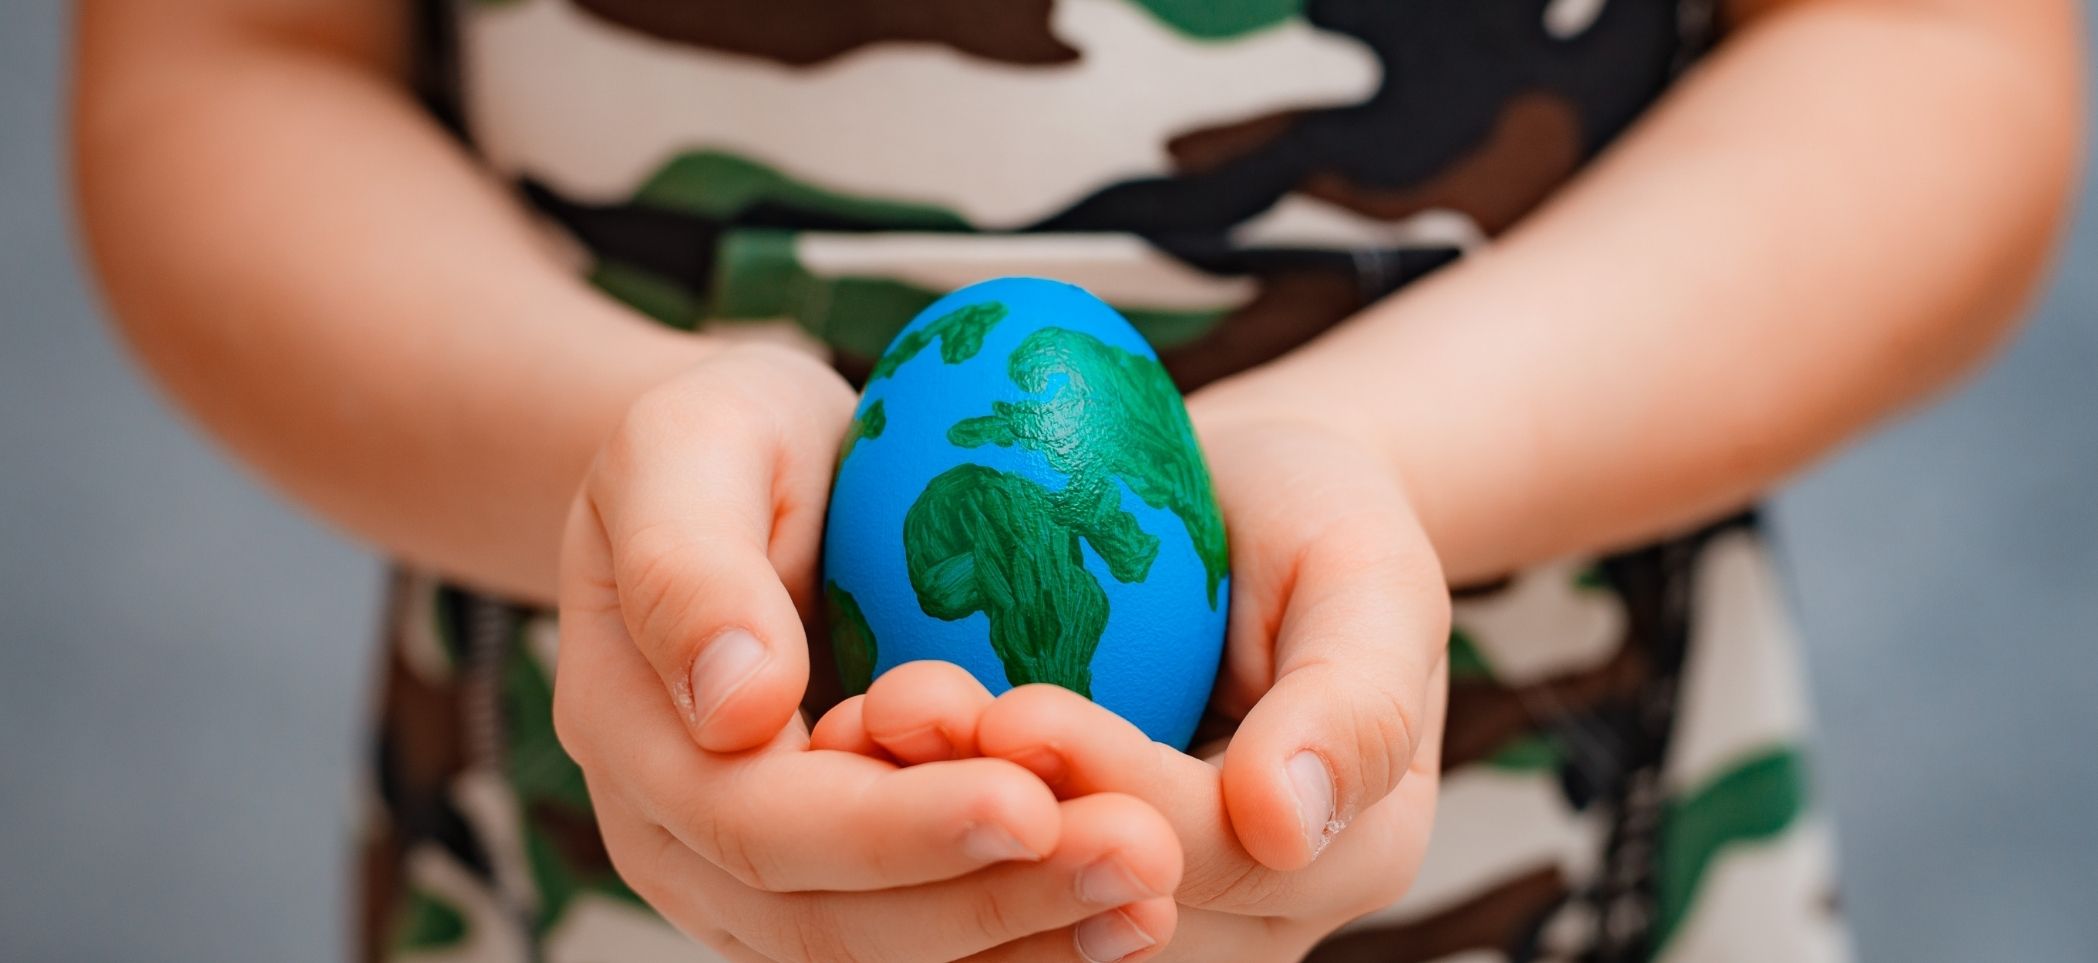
1486 733 1564 773
590 260 701 330
522 821 648 936
1448 627 1493 681
430 587 469 669
709 231 1227 359
1128 0 1304 40
635 151 969 229
1655 746 1810 949
390 886 468 951
501 626 590 812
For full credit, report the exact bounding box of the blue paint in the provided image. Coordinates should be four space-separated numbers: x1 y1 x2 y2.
823 278 1229 749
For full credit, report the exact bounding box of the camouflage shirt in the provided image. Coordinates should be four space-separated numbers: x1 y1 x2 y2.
362 1 1846 960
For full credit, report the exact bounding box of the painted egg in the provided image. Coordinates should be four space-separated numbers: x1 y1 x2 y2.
822 277 1231 749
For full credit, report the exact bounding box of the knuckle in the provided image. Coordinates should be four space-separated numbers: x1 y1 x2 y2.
774 900 862 963
1180 852 1285 911
616 524 717 654
619 520 689 600
969 884 1022 942
702 802 778 893
1349 680 1420 805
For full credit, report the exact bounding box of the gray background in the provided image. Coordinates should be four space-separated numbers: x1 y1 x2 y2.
3 2 2093 960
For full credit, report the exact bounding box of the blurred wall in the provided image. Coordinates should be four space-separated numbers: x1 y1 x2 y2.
3 2 2093 960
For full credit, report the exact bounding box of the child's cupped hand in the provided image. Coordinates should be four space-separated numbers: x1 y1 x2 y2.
813 402 1453 961
552 343 1184 962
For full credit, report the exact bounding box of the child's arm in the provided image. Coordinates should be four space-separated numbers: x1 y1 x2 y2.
77 3 1188 958
73 0 710 601
830 2 2084 959
1200 0 2085 584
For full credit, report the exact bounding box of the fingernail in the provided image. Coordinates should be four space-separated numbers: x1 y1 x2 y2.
1289 750 1340 859
961 823 1039 863
1075 909 1156 963
882 725 958 762
1007 745 1069 788
684 629 767 731
1076 857 1154 906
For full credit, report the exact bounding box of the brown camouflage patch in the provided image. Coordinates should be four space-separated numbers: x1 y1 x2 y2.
361 575 472 962
1301 92 1584 235
1305 866 1569 963
1157 269 1362 390
1443 630 1650 771
1451 574 1517 599
827 269 1364 393
358 825 407 963
530 801 619 879
571 0 1079 67
1166 110 1303 175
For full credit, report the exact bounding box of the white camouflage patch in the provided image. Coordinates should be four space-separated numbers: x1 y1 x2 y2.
1657 818 1848 963
1347 767 1606 930
1665 531 1811 794
793 232 1257 310
463 0 1380 227
1454 559 1628 687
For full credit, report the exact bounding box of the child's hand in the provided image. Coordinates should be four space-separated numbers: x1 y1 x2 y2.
553 344 1183 962
817 406 1452 959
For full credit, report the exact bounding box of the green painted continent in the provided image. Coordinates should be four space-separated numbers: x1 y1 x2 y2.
839 399 886 465
867 300 1009 382
826 581 879 695
949 327 1229 607
903 464 1160 696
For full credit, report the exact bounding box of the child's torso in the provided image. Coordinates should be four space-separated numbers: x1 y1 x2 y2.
449 0 1709 386
359 4 1845 962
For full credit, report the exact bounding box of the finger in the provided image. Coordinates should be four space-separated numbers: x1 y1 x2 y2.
697 754 1064 889
861 660 996 762
619 792 1180 963
807 694 896 761
961 898 1177 963
976 687 1254 901
1120 906 1291 963
1220 499 1448 870
584 360 847 751
811 793 1181 963
976 685 1430 917
558 574 1062 892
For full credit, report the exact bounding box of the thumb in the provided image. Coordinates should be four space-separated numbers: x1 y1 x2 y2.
1220 509 1448 871
566 376 828 752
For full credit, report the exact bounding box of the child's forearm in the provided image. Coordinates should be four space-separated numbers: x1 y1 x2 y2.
1207 0 2083 583
74 1 715 602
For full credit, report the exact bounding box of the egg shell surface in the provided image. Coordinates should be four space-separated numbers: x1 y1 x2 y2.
822 277 1230 750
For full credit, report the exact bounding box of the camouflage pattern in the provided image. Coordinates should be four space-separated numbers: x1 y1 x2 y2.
365 0 1845 959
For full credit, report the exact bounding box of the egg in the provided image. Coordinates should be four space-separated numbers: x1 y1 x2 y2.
822 277 1231 749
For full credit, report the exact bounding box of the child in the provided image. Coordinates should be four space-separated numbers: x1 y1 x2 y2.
73 0 2082 960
